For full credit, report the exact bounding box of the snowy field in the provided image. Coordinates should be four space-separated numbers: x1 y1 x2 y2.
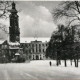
0 60 80 80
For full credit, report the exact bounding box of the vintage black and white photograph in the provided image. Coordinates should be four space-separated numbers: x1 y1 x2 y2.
0 0 80 80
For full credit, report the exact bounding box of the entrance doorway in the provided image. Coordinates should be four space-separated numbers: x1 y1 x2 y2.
36 55 39 60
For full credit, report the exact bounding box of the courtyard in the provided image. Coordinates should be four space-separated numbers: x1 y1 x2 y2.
0 60 80 80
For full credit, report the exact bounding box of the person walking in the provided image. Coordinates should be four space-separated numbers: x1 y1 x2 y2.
49 61 52 66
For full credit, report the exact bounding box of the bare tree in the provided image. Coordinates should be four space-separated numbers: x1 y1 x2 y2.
0 1 11 18
0 1 12 35
53 1 80 67
53 1 80 27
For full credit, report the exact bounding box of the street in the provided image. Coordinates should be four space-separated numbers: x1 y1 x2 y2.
0 60 80 80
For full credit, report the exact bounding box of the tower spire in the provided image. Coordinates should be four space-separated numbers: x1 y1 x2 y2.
12 1 16 9
9 2 20 42
10 1 17 13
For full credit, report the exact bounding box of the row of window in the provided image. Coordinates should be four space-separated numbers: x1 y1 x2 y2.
28 48 45 53
21 43 48 48
31 54 45 60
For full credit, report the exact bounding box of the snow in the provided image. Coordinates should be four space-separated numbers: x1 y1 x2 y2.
0 60 80 80
15 53 20 55
9 47 21 49
0 40 5 44
8 42 20 46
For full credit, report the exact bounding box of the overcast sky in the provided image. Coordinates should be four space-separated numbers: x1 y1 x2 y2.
0 1 62 40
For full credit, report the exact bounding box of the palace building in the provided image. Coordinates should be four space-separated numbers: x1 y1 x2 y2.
20 39 48 60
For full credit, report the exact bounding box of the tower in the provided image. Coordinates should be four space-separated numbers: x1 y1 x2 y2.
9 2 20 42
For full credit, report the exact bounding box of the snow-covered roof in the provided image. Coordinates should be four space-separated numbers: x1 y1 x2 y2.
9 47 22 49
20 37 50 43
15 53 20 55
0 40 6 44
8 42 20 46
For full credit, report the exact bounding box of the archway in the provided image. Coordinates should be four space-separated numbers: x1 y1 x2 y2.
36 55 39 60
33 55 35 60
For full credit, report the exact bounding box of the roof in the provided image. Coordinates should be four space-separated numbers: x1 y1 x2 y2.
20 37 50 43
9 47 22 49
0 37 50 44
31 40 42 43
8 42 20 46
0 40 7 45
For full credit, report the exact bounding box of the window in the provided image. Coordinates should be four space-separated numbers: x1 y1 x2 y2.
33 49 34 53
42 44 44 46
36 44 37 53
39 44 41 49
32 44 34 47
28 44 30 47
29 50 31 53
39 49 41 52
43 49 44 52
36 44 37 47
39 44 41 47
36 48 37 53
21 44 23 47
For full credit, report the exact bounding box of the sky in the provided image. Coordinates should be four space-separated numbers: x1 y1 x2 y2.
0 1 61 40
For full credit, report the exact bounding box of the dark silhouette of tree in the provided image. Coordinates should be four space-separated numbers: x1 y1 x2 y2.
50 1 80 67
46 24 80 67
46 25 65 66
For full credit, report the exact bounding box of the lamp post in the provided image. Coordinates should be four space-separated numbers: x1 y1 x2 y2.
15 53 20 62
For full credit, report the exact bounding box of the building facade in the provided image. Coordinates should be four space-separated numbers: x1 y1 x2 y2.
20 40 48 60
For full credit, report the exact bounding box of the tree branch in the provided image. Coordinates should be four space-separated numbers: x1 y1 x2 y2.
75 1 80 14
67 18 79 27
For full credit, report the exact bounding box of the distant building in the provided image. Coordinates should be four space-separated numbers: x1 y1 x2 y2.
0 40 23 63
0 40 9 63
20 40 48 60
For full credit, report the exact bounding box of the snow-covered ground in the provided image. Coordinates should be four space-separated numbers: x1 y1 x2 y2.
0 60 80 80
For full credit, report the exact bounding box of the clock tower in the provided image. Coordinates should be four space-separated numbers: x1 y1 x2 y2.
9 2 20 42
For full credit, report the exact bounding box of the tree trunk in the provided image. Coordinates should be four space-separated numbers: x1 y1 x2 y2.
74 59 77 67
56 60 58 66
64 59 67 67
59 59 61 65
56 59 59 66
76 53 79 67
76 58 78 67
70 59 72 66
